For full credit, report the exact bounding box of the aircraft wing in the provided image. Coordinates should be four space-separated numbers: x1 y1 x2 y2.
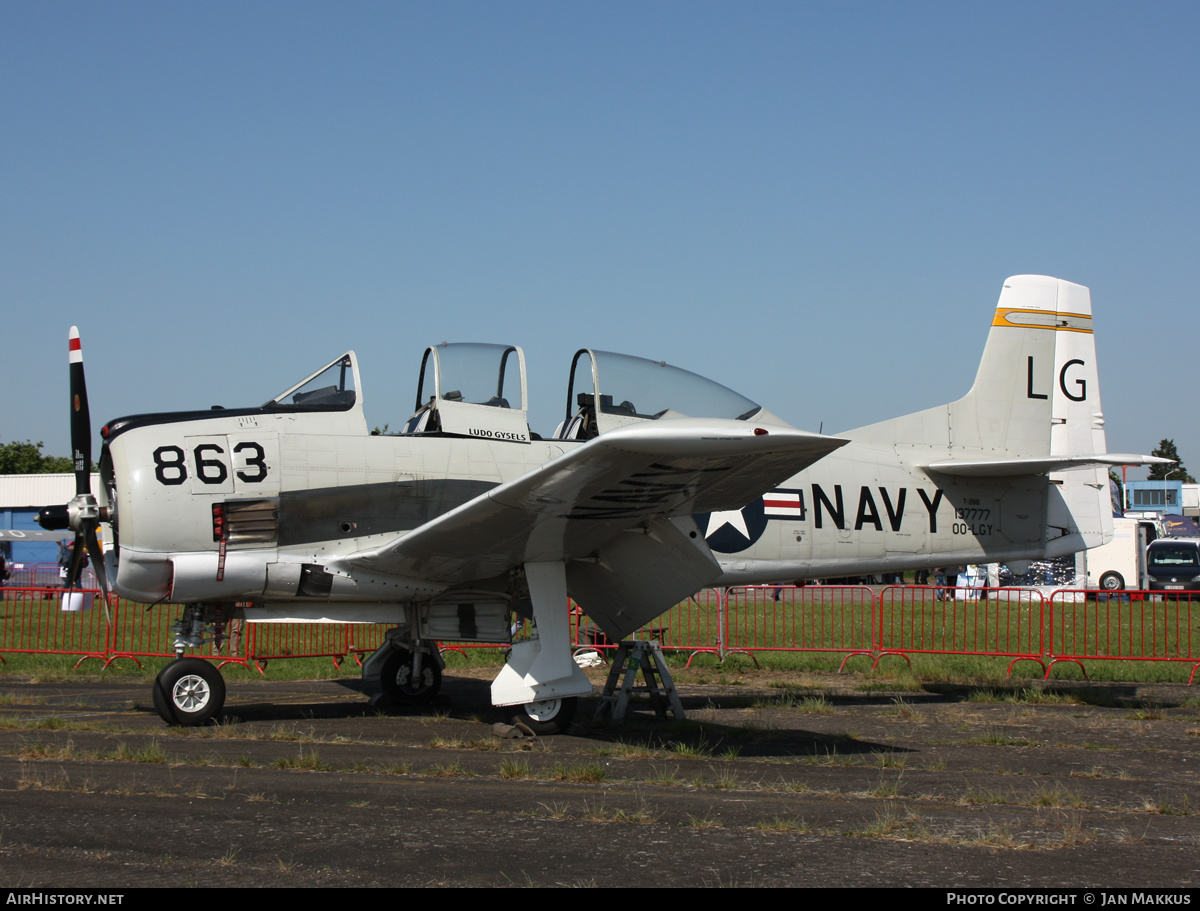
0 528 76 542
925 453 1173 477
345 419 846 585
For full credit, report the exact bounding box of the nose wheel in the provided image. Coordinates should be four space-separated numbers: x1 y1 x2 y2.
152 657 226 725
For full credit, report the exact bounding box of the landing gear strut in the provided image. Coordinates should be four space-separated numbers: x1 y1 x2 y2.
491 562 592 732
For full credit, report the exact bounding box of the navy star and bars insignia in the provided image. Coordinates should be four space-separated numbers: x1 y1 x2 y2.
695 488 806 553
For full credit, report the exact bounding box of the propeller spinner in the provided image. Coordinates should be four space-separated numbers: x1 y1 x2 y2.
36 327 111 614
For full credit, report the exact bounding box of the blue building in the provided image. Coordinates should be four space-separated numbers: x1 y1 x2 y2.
1124 479 1184 516
0 474 87 567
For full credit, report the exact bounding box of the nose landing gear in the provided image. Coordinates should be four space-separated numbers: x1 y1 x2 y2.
152 657 226 725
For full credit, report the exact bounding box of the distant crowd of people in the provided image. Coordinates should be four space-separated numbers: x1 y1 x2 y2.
769 565 985 601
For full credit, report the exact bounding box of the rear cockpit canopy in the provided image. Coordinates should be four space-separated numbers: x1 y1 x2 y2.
555 349 768 440
404 343 531 442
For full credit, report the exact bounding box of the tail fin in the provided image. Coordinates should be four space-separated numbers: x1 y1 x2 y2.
847 275 1101 461
846 275 1165 551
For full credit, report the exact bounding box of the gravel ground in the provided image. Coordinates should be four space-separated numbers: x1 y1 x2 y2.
0 668 1196 888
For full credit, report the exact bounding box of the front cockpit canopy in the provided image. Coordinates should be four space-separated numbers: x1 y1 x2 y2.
404 343 530 441
266 354 358 412
556 349 765 440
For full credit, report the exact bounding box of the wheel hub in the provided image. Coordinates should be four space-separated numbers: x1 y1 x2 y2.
173 675 211 711
395 659 434 692
524 698 561 721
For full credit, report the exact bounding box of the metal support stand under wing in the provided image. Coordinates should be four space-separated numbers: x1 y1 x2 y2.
594 640 684 723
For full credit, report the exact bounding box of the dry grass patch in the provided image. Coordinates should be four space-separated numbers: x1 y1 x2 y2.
497 758 534 780
580 800 660 825
18 764 93 793
553 762 608 783
591 740 662 760
271 749 333 771
1029 784 1087 809
755 816 811 833
425 761 469 778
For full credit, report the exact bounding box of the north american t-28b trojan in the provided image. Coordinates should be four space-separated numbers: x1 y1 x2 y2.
38 275 1163 731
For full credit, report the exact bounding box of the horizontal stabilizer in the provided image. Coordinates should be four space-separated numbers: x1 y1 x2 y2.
926 453 1173 478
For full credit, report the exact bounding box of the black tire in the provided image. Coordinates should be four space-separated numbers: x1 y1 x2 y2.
1099 571 1125 592
511 696 578 735
380 648 442 706
152 657 225 726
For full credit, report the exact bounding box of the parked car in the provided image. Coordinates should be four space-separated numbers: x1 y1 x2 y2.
1145 537 1200 592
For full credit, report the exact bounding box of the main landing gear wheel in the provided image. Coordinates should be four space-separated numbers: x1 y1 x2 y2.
152 657 226 726
1099 572 1125 592
381 649 442 706
512 696 578 735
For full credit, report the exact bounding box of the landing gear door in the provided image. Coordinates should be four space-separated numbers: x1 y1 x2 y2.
404 344 531 443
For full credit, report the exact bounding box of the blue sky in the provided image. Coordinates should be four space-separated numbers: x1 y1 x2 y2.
3 2 1197 474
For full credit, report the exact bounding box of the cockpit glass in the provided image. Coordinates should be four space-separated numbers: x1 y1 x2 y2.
422 344 523 410
266 355 357 411
589 351 760 421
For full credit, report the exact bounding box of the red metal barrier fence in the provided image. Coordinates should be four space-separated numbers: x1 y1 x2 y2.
877 586 1045 674
1047 590 1200 683
107 597 183 665
5 563 98 589
0 587 111 662
0 591 353 672
0 583 1197 682
723 586 875 668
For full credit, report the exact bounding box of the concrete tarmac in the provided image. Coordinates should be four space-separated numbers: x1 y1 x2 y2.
0 668 1197 888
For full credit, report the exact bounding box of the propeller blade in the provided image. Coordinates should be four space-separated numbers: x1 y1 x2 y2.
66 533 86 588
69 326 92 497
83 526 112 625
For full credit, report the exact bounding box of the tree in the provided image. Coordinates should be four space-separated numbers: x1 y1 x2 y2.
1147 439 1196 483
1109 469 1125 512
0 440 74 474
